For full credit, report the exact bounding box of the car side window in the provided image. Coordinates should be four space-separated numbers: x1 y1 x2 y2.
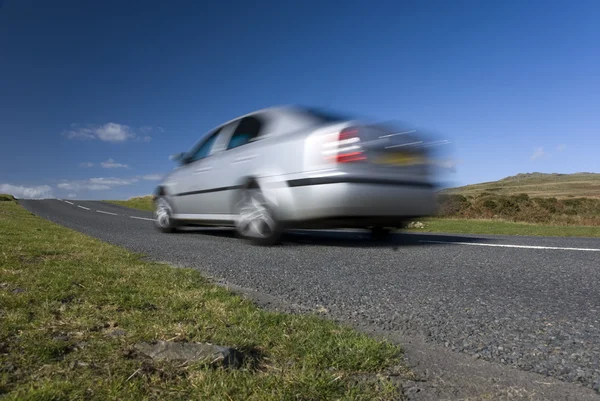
226 116 263 150
187 128 221 163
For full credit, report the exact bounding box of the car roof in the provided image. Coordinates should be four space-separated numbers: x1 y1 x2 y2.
216 105 296 127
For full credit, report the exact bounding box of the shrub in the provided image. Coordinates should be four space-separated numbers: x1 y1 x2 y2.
434 191 600 226
436 194 470 216
482 199 496 210
513 193 530 202
496 198 520 215
534 197 559 213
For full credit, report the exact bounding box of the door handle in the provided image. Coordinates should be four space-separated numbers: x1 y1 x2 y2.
194 166 212 174
233 155 257 163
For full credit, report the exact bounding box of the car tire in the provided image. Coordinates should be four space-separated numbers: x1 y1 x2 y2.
154 197 177 233
235 186 283 245
370 226 392 241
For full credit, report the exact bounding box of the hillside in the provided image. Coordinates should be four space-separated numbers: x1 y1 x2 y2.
440 172 600 199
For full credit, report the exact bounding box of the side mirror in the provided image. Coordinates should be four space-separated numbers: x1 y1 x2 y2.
169 152 186 163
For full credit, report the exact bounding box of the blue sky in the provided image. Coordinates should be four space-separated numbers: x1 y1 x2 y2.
1 0 598 199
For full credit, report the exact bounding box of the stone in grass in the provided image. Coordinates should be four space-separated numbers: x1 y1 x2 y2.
134 340 244 368
407 221 425 229
106 328 128 338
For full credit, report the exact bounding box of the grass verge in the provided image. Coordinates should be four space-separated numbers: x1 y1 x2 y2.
409 217 600 238
107 196 154 212
437 193 600 226
0 199 409 400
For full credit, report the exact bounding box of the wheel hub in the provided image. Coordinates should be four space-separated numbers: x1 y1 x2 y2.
236 190 275 238
155 199 171 227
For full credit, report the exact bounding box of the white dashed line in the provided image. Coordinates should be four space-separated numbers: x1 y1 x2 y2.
419 240 600 252
96 210 118 216
129 216 155 221
77 205 91 211
64 200 74 205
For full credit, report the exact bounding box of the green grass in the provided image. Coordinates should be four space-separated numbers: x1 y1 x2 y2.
107 196 154 212
0 194 16 202
0 201 409 400
409 217 600 237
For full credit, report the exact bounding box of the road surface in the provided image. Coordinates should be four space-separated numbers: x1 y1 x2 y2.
21 199 600 400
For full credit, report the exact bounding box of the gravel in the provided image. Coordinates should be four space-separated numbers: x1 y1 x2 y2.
21 200 600 397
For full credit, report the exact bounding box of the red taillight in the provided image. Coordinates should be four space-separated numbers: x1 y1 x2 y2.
323 127 366 163
337 151 366 163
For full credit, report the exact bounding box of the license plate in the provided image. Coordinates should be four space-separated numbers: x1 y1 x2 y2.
376 153 425 166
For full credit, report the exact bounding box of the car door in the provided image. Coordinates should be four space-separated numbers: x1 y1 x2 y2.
170 125 231 218
216 115 268 213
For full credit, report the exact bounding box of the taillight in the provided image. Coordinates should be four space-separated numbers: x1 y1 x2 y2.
323 127 366 163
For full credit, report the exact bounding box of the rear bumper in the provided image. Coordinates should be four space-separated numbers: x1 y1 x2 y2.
278 175 436 226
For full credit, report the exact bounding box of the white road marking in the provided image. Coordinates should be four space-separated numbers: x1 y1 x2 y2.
129 216 155 221
96 210 118 216
65 201 74 205
77 205 91 210
419 240 600 252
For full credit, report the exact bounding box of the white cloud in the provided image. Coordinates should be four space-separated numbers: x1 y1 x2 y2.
57 177 138 192
65 126 95 140
100 158 129 169
79 162 94 168
141 174 163 181
63 122 158 143
0 184 53 199
530 147 548 160
89 177 138 186
96 123 134 142
432 158 462 172
556 144 566 152
57 182 76 190
67 193 77 199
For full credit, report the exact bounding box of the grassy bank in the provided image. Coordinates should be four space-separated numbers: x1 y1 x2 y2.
0 198 408 400
107 196 154 212
437 193 600 226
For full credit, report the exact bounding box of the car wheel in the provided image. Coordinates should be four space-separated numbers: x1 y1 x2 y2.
370 226 392 241
235 187 283 245
154 197 177 233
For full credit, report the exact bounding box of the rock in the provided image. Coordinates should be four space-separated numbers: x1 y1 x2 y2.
106 328 127 337
134 340 244 368
403 383 423 396
407 221 425 229
69 360 89 369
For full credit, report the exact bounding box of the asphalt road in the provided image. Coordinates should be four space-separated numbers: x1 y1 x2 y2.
21 199 600 400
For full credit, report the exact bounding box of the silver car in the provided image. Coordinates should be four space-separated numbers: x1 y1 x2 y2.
153 106 437 244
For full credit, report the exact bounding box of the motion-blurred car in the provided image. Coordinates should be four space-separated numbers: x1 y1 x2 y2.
153 106 437 244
